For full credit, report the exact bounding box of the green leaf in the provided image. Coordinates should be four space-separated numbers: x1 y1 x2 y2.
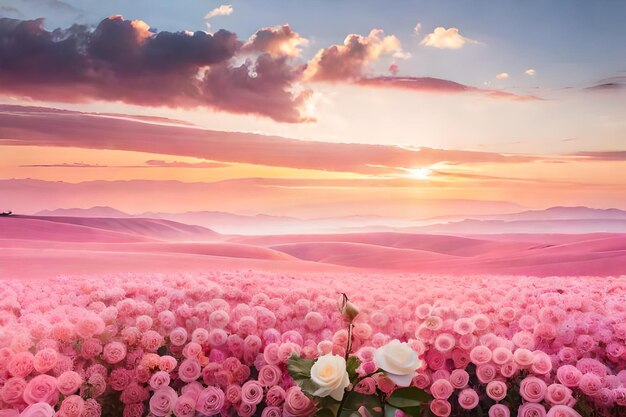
385 405 400 417
316 408 337 417
340 392 383 417
346 356 362 381
287 354 316 379
157 345 168 356
400 406 424 417
387 387 432 409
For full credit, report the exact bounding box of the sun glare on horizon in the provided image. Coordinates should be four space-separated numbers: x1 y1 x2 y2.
405 167 433 180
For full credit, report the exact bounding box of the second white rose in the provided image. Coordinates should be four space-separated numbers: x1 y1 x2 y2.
374 339 422 387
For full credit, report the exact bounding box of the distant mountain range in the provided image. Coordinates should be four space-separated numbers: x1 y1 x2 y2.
36 206 131 218
33 205 626 234
34 207 417 234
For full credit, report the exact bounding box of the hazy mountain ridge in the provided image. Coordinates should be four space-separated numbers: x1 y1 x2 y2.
31 205 626 235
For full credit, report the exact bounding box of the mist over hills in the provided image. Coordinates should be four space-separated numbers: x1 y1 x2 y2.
33 205 626 235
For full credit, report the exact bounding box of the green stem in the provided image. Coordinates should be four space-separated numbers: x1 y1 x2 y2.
337 320 355 416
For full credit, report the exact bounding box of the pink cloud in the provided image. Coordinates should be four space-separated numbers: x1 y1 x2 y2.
356 76 541 101
0 105 538 175
304 29 405 82
243 25 308 58
143 160 229 168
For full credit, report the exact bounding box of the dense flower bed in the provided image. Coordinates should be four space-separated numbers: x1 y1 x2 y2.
0 271 625 417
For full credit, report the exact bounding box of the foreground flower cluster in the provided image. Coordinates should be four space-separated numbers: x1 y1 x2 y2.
0 271 625 416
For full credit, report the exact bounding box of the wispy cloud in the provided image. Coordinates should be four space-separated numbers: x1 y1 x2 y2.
142 160 230 168
19 160 230 169
204 4 233 19
355 76 541 101
0 105 540 176
571 151 626 161
20 163 107 168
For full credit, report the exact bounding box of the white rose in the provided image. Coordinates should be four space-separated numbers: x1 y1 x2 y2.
374 339 421 387
310 354 350 401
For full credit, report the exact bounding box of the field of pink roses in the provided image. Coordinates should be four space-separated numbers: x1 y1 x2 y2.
1 271 625 417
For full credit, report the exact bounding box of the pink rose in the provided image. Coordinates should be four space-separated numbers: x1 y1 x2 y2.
7 352 34 378
122 403 144 417
489 404 510 417
283 387 316 417
149 371 171 390
545 405 583 417
451 348 470 369
237 402 256 417
434 333 455 353
430 379 453 400
33 349 57 374
58 395 84 417
450 369 469 389
470 346 492 365
373 373 396 394
226 384 242 404
453 318 476 335
158 355 178 372
102 341 127 364
531 351 553 375
141 330 164 352
182 342 202 359
499 361 519 378
520 376 547 403
430 399 452 417
266 386 286 406
181 382 203 402
23 375 59 406
413 373 431 389
83 399 101 417
195 387 225 416
178 359 202 382
208 329 228 347
57 371 83 396
1 377 26 404
258 365 282 387
556 365 583 388
17 403 55 417
361 360 377 375
458 388 479 410
476 363 497 383
513 348 534 368
545 384 573 405
120 383 149 405
109 368 133 392
149 386 178 417
241 380 263 406
578 373 602 396
76 316 105 339
173 395 196 417
354 377 376 395
518 403 547 417
261 406 282 417
492 347 513 365
486 380 507 401
169 328 188 347
80 339 103 360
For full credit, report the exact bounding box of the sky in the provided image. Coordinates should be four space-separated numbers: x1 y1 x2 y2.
0 0 625 217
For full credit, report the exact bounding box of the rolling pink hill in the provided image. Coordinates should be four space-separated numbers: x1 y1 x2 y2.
0 216 624 278
12 215 220 241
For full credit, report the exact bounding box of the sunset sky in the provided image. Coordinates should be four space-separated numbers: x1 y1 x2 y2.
1 0 625 217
